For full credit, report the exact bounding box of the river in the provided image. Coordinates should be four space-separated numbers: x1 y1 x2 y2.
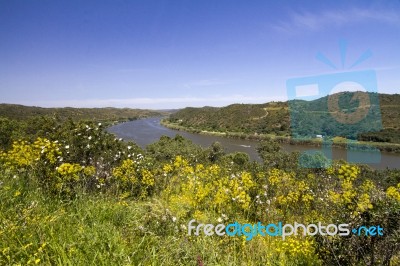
108 117 399 170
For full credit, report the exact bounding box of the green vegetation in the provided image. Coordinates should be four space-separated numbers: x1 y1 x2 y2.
164 93 400 152
0 104 164 122
1 113 399 265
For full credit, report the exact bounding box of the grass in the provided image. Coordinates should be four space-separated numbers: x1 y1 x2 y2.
1 170 315 266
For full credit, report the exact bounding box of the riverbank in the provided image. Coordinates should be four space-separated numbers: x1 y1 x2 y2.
161 119 400 154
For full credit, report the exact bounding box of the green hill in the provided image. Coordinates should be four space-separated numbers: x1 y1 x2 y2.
0 104 165 122
165 92 400 144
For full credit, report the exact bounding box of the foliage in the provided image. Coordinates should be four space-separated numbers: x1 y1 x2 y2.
146 135 203 163
0 118 18 150
0 117 399 265
257 138 300 171
0 103 165 122
112 157 155 198
166 92 400 144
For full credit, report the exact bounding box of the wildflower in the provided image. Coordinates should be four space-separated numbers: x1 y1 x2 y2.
172 216 177 222
65 145 70 149
127 146 132 150
88 136 92 140
217 217 223 223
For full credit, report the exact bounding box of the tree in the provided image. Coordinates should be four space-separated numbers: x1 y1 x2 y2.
207 141 225 163
146 135 203 163
0 118 18 149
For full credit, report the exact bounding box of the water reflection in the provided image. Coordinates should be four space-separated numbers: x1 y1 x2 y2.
108 117 399 169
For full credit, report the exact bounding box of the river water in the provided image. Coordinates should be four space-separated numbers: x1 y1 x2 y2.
108 117 399 170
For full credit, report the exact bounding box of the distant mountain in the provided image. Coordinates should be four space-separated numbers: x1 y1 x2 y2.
166 92 400 144
0 104 165 122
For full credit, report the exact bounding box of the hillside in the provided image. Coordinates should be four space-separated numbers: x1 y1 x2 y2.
166 92 400 144
0 104 165 122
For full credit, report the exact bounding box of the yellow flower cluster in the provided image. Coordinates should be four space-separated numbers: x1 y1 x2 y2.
141 169 155 186
57 163 83 181
112 159 155 197
164 156 255 218
268 169 314 211
0 138 61 170
273 237 315 258
33 138 61 164
0 140 36 168
328 163 374 215
386 183 400 202
83 165 96 176
337 164 360 181
113 159 137 185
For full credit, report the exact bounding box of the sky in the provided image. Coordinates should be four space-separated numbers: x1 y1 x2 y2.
1 0 400 109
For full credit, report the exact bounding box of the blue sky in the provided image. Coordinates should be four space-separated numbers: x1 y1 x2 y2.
1 0 399 109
